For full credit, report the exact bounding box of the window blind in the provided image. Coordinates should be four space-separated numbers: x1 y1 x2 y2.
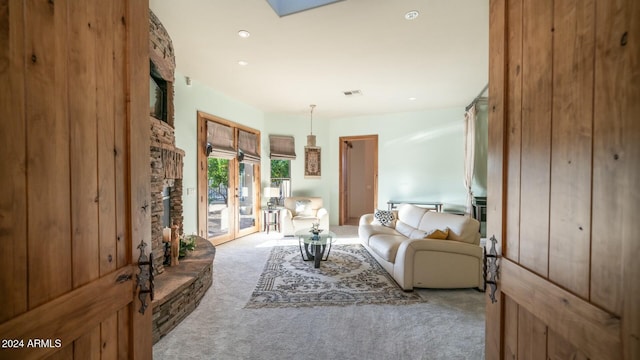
238 130 260 164
206 121 236 159
269 135 296 160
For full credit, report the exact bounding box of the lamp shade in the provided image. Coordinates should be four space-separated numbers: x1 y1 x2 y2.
264 187 280 198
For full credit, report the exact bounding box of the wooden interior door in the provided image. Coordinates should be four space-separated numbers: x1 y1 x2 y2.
0 1 152 359
485 0 639 359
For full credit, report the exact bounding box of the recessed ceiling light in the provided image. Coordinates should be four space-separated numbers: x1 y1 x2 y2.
408 97 417 101
238 60 249 66
405 10 419 20
238 30 251 38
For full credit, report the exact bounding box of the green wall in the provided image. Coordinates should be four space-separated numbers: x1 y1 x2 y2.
174 71 487 233
173 72 264 235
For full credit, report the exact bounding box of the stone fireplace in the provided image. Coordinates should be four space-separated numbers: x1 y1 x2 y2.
149 10 215 344
149 9 183 275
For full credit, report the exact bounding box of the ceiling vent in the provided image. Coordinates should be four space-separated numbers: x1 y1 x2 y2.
343 89 363 97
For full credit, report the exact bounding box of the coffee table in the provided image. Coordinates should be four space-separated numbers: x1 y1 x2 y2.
295 229 336 268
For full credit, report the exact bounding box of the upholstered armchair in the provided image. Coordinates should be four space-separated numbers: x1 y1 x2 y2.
280 197 329 236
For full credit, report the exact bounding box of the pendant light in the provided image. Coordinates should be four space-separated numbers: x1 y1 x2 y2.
307 104 316 147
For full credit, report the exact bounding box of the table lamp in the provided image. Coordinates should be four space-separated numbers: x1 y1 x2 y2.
264 187 280 209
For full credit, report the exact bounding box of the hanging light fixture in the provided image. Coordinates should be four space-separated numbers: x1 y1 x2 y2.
307 104 316 147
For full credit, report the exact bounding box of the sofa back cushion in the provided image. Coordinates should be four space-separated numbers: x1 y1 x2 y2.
284 197 323 216
397 203 428 228
418 211 480 244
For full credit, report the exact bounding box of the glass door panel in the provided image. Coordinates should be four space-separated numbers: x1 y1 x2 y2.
207 157 231 238
237 162 257 233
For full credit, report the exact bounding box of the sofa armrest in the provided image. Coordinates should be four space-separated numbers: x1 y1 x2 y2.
280 208 294 236
393 238 483 290
280 208 293 220
359 213 374 225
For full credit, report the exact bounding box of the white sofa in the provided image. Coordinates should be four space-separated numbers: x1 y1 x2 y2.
358 203 483 291
280 197 329 236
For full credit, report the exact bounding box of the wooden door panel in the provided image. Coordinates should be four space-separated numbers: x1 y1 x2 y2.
505 0 522 262
518 0 553 278
503 297 518 359
502 259 621 359
484 0 507 358
0 266 134 359
0 0 28 324
0 0 151 359
25 0 73 309
487 0 638 358
517 307 547 360
548 0 595 300
69 0 101 289
590 0 635 317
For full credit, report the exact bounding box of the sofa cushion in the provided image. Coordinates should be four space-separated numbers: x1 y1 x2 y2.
397 204 429 228
373 209 396 227
368 234 405 262
395 220 415 238
359 224 398 246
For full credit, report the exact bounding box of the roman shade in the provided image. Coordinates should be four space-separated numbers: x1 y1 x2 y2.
238 129 260 164
207 121 235 159
269 135 296 160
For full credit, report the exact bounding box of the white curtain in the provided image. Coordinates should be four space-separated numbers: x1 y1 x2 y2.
463 105 476 216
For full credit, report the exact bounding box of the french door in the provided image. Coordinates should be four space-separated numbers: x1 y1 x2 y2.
198 112 261 245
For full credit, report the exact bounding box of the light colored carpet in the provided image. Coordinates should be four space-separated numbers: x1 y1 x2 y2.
153 226 486 360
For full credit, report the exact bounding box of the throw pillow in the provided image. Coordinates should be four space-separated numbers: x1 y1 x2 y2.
373 209 395 227
295 200 314 216
425 228 449 240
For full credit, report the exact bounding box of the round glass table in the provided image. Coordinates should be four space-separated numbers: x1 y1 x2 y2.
295 229 336 268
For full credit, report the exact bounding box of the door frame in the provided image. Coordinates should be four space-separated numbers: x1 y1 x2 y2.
339 135 378 225
197 112 261 245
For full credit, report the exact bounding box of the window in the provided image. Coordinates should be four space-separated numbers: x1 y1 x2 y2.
269 135 295 203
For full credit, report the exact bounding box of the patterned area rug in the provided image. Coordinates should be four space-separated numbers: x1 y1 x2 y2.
245 244 425 308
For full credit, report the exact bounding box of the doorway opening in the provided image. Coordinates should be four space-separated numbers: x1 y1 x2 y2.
339 135 378 225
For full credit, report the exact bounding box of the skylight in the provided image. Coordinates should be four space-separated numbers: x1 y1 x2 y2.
266 0 344 17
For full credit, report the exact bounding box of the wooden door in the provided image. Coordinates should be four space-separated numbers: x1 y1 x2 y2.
0 1 152 359
485 0 639 359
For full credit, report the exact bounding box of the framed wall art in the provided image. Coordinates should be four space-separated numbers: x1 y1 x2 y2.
304 147 321 178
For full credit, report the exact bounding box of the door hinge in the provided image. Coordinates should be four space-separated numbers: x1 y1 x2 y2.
136 240 154 314
484 235 500 304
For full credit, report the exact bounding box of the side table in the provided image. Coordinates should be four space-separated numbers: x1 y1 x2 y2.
261 207 280 233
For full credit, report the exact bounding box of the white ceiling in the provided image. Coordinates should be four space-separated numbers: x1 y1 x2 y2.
149 0 489 120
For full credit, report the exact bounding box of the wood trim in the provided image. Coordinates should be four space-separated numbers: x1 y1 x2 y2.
0 266 135 360
501 259 621 360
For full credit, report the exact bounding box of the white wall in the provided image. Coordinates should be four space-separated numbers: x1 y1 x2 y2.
175 73 471 231
173 72 264 235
